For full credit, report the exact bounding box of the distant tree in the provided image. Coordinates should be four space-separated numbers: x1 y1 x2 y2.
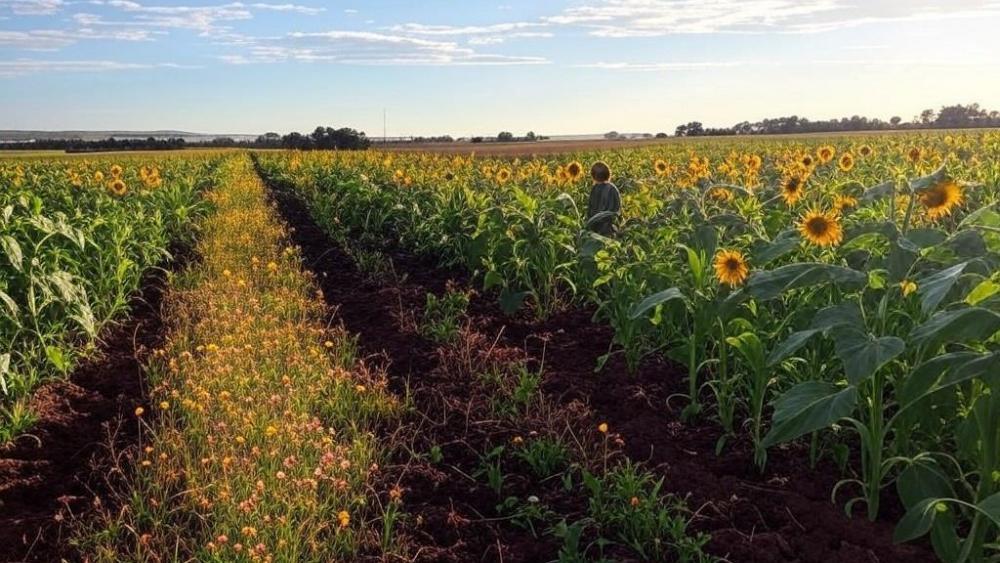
890 116 903 127
471 136 484 143
525 131 536 141
919 109 937 125
604 131 620 140
655 132 668 138
497 131 515 142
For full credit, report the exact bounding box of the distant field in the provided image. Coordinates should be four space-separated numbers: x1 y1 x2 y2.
380 128 999 156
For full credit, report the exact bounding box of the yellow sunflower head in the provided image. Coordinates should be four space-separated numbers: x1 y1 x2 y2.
858 145 873 158
108 179 128 197
110 164 123 177
566 161 584 181
654 159 670 175
798 208 843 247
94 170 105 182
709 186 734 203
781 174 806 205
838 153 855 172
919 178 963 221
801 154 815 168
496 168 512 183
907 147 923 163
713 249 750 288
817 146 835 163
833 194 858 213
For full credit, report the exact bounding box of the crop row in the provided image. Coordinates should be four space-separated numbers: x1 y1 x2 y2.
0 156 216 441
257 131 1000 561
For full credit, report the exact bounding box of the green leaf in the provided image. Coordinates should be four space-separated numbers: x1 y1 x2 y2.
498 290 529 315
762 382 858 447
910 307 1000 350
910 165 948 193
0 353 9 395
831 327 905 385
860 180 895 202
45 345 70 373
767 329 820 366
483 270 504 291
916 262 968 315
0 290 19 319
811 300 864 331
906 228 947 249
894 498 940 544
629 287 685 320
0 235 23 273
752 229 799 265
977 492 1000 529
966 279 1000 306
726 332 766 373
746 263 866 301
899 352 982 406
897 461 954 508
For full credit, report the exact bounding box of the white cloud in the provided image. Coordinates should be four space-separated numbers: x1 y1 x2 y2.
0 0 64 15
0 27 153 49
543 0 1000 37
220 30 549 66
578 57 1000 72
388 21 549 36
546 0 842 36
0 58 189 76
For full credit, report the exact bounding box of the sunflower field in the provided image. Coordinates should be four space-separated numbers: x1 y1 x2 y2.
256 130 1000 561
0 155 214 441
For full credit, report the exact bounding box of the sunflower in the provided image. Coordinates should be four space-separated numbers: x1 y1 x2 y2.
899 280 918 297
110 164 123 177
444 171 455 181
907 147 922 164
833 194 858 212
709 186 734 203
798 208 843 247
94 171 105 182
858 145 873 158
919 178 963 220
780 174 806 205
566 161 584 181
838 153 855 172
496 168 512 183
108 179 128 197
713 249 750 288
817 146 835 163
800 154 815 168
654 159 670 176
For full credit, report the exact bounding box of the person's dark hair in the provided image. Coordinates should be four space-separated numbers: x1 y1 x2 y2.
591 161 611 182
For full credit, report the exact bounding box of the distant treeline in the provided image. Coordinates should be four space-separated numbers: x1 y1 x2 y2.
0 126 371 152
674 103 1000 137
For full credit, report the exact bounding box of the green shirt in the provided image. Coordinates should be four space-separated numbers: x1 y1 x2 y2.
586 181 621 236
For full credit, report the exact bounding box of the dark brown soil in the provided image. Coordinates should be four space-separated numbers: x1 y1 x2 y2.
0 273 168 562
261 169 938 563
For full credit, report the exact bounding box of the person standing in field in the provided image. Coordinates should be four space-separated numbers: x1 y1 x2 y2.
586 161 622 236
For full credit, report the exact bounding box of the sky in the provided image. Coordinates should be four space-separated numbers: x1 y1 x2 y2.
1 0 1000 136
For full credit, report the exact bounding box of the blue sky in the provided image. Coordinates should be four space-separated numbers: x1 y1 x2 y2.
2 0 1000 136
